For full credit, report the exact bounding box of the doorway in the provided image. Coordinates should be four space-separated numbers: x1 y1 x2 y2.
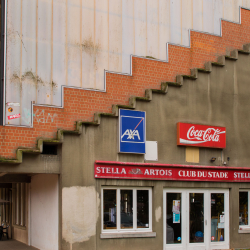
163 189 229 250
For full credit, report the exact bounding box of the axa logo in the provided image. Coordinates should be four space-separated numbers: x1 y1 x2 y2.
121 129 141 140
120 116 145 143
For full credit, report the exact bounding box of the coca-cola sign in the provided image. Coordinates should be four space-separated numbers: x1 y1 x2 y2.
177 123 226 148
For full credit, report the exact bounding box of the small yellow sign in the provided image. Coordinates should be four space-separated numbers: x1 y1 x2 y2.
8 107 13 113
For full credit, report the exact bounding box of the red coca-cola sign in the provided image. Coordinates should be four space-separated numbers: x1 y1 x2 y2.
177 123 226 148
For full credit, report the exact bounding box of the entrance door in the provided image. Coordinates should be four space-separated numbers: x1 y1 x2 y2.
163 189 229 250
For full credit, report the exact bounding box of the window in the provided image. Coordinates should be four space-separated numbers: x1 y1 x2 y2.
0 187 11 225
13 183 27 227
239 191 250 227
102 187 152 232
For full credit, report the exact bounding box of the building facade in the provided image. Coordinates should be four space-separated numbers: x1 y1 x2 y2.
1 1 250 250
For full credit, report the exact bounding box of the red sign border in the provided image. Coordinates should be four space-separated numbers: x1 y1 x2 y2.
177 122 226 149
95 161 250 183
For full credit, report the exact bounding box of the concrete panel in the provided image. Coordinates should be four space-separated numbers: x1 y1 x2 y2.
170 0 181 45
37 0 52 106
81 0 96 89
158 0 170 60
52 0 67 106
30 174 59 250
6 0 22 126
95 0 109 90
203 0 214 34
122 0 134 73
20 0 37 126
193 0 203 32
182 0 193 45
134 0 147 56
147 0 159 57
213 0 223 34
109 0 122 73
67 0 81 88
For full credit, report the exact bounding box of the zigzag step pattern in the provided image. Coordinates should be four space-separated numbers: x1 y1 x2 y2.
3 44 250 165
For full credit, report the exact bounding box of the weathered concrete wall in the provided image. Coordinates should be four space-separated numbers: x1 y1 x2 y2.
61 53 250 249
0 146 61 174
4 8 250 161
7 1 250 126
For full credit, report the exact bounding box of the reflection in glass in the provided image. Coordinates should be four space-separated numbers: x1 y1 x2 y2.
189 193 204 243
211 193 224 242
137 190 149 228
166 193 182 244
103 189 117 229
120 190 133 229
239 192 248 225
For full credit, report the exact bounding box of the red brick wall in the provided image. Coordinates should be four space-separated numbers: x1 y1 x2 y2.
1 8 250 159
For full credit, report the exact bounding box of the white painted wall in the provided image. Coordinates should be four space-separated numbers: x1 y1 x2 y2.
5 0 250 126
30 174 59 250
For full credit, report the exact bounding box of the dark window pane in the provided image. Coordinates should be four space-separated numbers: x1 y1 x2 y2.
211 193 224 242
239 192 248 226
121 190 133 229
137 190 149 228
189 193 204 243
103 190 117 230
166 193 182 244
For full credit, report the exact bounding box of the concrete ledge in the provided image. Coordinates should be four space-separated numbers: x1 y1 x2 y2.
13 224 27 230
100 232 156 239
238 229 250 233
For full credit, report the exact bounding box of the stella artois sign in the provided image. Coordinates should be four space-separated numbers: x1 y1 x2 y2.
177 122 226 148
95 161 250 182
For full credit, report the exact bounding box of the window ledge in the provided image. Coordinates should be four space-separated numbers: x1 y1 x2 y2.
238 229 250 233
100 232 156 239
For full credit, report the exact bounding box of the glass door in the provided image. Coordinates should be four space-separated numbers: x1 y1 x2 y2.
163 189 229 250
188 192 206 249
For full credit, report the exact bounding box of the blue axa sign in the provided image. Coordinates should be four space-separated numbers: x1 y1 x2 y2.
119 109 146 154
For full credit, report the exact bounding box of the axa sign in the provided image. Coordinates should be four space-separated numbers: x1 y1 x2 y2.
119 109 146 154
177 122 226 148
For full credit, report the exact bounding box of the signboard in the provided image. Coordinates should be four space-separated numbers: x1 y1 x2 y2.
177 122 226 148
95 161 250 182
173 200 180 223
7 114 21 120
119 109 146 154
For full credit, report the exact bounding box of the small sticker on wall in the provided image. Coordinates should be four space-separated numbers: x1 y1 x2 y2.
6 102 20 106
220 215 225 223
8 107 13 112
8 114 21 120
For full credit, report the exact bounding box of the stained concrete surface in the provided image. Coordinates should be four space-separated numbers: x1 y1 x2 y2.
0 239 39 250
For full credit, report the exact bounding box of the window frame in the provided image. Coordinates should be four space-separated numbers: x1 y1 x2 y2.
239 190 250 228
101 186 152 233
